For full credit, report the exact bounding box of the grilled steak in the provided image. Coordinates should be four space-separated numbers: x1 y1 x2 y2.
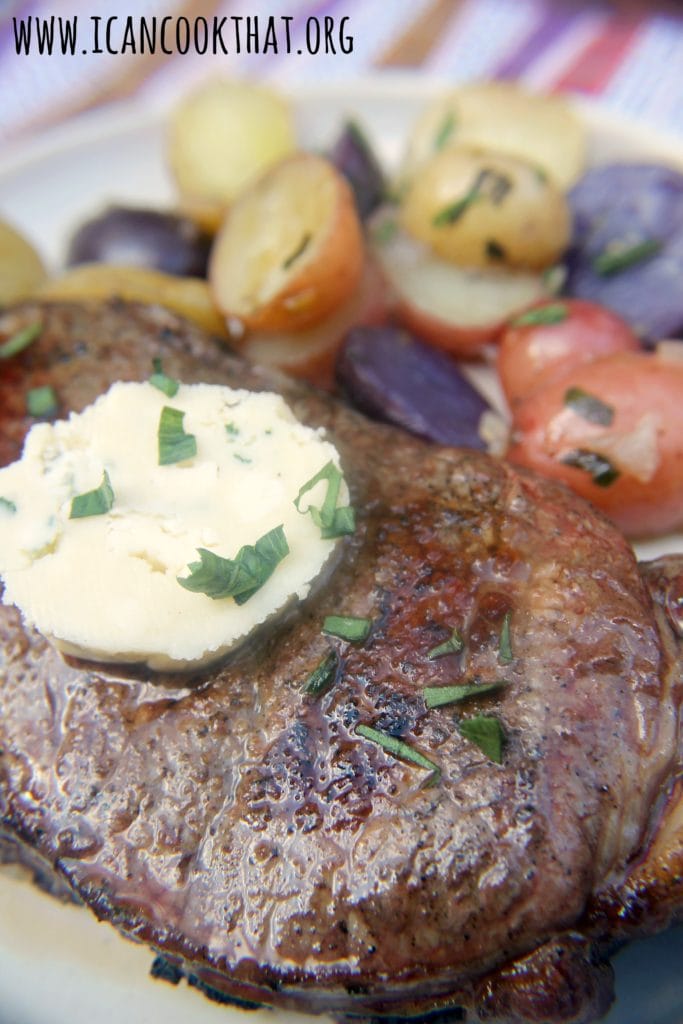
1 300 682 1024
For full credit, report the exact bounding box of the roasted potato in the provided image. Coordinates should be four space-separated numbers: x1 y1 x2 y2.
371 215 550 357
209 153 364 333
168 78 296 230
66 206 212 279
400 148 571 271
37 264 228 337
498 299 640 406
566 163 683 343
507 348 683 537
0 218 47 305
402 81 586 189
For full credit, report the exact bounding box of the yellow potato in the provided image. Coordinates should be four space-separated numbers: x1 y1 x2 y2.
168 78 296 226
0 218 47 305
210 153 364 332
402 81 586 190
37 264 228 337
400 148 571 271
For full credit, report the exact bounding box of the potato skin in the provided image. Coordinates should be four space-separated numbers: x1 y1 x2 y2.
400 148 571 271
498 299 640 406
507 350 683 537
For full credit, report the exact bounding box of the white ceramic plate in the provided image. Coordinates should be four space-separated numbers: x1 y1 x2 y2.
1 76 682 1024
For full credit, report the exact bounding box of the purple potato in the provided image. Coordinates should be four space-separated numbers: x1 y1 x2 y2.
336 325 492 449
66 206 212 278
329 121 386 221
565 164 683 342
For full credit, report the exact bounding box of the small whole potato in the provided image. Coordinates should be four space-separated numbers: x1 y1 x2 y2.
168 78 296 229
400 148 571 271
402 82 586 190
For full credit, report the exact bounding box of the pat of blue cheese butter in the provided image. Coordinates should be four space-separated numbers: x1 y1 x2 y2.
0 380 349 671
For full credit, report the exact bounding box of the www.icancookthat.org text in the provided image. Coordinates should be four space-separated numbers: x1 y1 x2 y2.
12 14 354 57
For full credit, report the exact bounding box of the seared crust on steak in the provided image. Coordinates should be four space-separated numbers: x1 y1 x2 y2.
1 301 682 1024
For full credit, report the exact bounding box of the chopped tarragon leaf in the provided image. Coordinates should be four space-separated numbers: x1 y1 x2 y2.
459 715 505 763
477 168 513 204
178 524 289 604
322 615 372 643
486 239 506 262
0 322 42 360
498 611 513 664
234 453 252 464
541 265 566 295
564 387 614 426
304 650 339 697
158 405 197 465
372 216 399 245
294 460 355 539
149 357 179 398
356 724 440 786
593 238 662 277
282 232 312 270
433 189 480 227
511 303 568 328
424 680 507 709
433 168 512 228
0 497 17 514
326 505 356 537
69 470 115 519
26 385 58 418
561 449 620 487
225 422 240 437
427 628 464 660
433 110 457 151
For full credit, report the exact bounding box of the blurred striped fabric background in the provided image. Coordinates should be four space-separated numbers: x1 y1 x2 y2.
1 0 683 143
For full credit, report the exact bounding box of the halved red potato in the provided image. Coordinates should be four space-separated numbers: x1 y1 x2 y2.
507 348 683 537
237 253 389 390
498 299 640 406
168 78 296 230
402 81 586 190
210 153 364 333
400 148 571 271
371 218 551 358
